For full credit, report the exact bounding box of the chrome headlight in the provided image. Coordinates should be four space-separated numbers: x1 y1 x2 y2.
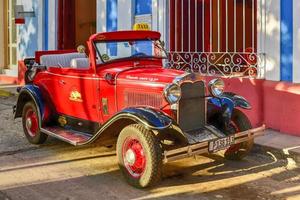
208 78 225 97
164 84 181 104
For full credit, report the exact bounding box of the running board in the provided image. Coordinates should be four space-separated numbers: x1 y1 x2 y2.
41 127 93 146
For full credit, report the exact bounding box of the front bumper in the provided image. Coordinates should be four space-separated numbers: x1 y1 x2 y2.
163 125 266 163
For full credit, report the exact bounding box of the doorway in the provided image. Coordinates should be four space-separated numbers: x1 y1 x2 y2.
75 0 96 47
58 0 96 50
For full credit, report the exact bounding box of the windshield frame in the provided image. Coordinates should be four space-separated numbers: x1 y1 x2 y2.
94 39 168 64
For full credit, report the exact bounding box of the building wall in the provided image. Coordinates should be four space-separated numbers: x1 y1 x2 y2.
97 0 107 33
17 0 43 59
293 0 300 83
0 2 4 72
48 0 58 50
264 0 281 81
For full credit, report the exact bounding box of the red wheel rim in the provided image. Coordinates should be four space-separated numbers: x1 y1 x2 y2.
25 108 39 137
122 138 146 178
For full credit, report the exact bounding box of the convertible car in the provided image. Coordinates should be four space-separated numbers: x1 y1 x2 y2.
14 30 265 188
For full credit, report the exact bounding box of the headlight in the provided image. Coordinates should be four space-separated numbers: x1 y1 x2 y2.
164 84 181 104
208 78 225 97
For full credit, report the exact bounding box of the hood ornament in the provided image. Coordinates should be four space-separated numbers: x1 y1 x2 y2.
173 72 203 85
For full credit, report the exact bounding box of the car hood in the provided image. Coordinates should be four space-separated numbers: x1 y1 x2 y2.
116 67 186 85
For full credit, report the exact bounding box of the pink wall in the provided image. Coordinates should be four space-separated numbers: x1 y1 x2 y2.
263 81 300 136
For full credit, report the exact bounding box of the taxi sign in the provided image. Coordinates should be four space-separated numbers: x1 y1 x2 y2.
133 23 150 31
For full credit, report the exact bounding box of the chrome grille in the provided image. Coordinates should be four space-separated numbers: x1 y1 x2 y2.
125 91 163 108
178 81 206 132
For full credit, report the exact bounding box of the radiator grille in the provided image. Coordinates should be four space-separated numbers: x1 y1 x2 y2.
178 81 206 132
125 91 163 108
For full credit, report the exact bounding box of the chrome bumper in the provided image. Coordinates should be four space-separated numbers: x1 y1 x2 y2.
163 125 266 163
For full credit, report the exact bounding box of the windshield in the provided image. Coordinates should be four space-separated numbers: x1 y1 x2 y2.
95 39 167 63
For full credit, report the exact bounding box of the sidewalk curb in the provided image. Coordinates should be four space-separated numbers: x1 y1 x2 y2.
0 85 18 97
0 89 14 97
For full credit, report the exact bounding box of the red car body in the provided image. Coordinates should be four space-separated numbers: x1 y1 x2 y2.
33 31 183 123
14 31 265 188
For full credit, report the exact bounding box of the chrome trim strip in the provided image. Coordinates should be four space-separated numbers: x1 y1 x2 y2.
173 72 205 85
44 72 102 80
117 78 167 86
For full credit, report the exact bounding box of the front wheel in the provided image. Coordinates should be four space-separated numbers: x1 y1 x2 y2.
117 124 163 188
224 109 254 160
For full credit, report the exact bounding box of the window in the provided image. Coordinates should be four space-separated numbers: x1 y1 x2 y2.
166 0 259 78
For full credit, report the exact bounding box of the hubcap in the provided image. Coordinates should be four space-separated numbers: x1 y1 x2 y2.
26 118 32 129
25 108 38 137
125 149 136 165
122 138 146 178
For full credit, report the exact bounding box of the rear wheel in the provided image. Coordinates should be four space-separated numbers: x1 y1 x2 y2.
22 101 48 144
224 109 253 160
117 124 163 188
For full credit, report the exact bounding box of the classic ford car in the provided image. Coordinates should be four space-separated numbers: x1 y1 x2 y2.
14 31 265 188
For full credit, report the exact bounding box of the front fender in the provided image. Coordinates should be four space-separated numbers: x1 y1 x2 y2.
14 85 44 123
117 107 173 130
208 92 251 111
85 107 189 145
207 93 251 131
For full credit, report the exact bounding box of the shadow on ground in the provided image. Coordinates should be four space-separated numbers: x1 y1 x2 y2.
0 145 299 200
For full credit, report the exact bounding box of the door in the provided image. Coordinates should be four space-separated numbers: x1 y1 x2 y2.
44 68 100 123
58 0 96 50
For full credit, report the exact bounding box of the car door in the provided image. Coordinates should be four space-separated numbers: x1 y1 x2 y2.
47 67 100 123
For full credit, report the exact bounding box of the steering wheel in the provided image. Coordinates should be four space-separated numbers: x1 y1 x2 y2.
131 52 147 57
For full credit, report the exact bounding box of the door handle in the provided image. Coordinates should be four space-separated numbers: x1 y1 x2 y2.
59 80 66 85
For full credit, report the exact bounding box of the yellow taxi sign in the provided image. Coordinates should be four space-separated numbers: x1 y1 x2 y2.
133 23 150 31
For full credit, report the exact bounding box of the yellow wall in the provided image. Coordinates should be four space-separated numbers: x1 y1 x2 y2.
0 1 5 71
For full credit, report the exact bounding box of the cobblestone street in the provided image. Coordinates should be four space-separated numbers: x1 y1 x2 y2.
0 96 299 200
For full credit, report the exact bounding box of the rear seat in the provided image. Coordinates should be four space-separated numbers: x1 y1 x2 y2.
70 58 102 69
40 53 86 67
70 58 90 69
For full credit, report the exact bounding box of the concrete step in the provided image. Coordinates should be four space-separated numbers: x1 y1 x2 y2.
3 69 18 77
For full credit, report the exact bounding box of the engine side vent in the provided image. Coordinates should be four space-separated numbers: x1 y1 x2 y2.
125 91 163 108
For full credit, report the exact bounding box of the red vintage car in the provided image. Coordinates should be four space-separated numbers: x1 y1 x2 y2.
14 31 265 188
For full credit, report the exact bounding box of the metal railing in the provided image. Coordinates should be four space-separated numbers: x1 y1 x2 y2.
165 51 264 78
163 0 264 78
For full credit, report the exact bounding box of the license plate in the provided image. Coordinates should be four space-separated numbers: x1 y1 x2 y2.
208 136 235 153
